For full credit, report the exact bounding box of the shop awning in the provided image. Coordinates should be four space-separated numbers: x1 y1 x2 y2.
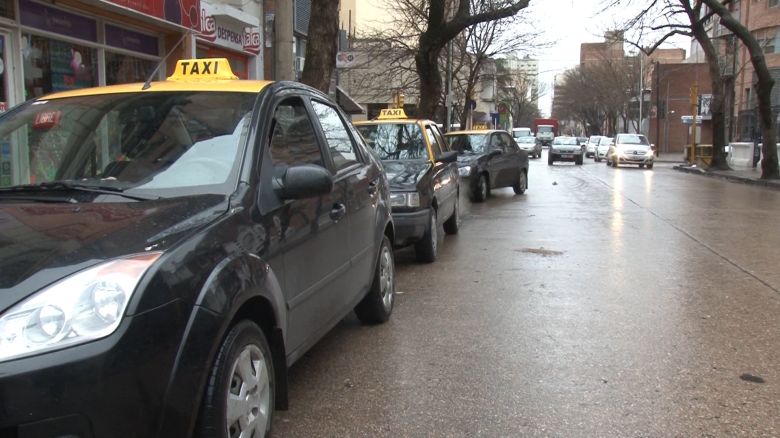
335 86 365 115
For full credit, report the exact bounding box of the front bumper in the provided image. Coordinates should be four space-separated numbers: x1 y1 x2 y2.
596 149 608 158
391 208 429 247
617 154 654 164
0 300 192 438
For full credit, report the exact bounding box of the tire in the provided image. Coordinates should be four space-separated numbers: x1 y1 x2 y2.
197 321 274 438
471 174 488 202
611 157 618 168
548 154 554 166
639 163 645 168
355 236 395 324
595 155 601 162
575 155 583 165
647 163 654 170
513 170 527 194
443 196 460 235
415 208 438 263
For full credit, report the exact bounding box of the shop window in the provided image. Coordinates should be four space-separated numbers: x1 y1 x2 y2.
0 0 13 19
106 52 157 85
22 34 97 99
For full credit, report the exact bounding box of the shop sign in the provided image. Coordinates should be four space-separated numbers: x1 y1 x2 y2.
198 4 260 56
105 0 200 31
20 0 97 42
336 51 358 69
105 25 159 56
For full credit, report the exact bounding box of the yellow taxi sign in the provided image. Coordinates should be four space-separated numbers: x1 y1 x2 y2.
378 108 407 119
168 58 238 81
472 123 489 130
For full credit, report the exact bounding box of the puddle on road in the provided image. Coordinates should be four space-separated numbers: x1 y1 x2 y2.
518 247 565 257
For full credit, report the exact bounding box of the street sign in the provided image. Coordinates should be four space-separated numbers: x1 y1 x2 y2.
681 115 702 125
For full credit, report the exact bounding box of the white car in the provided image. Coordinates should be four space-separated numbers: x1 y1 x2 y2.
606 133 655 169
595 136 612 162
586 135 602 158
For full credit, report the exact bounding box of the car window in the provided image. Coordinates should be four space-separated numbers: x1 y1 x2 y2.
500 133 519 152
269 98 324 172
425 125 443 157
430 124 449 152
616 134 649 145
490 133 507 150
447 134 487 154
310 101 359 171
356 123 428 160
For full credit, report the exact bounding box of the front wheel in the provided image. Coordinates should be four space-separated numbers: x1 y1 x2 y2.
513 170 527 194
647 163 654 170
414 208 439 263
355 236 395 324
197 321 274 438
595 155 601 162
471 174 488 202
575 155 583 165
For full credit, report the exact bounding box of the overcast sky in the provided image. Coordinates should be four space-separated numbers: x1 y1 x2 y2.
359 0 692 117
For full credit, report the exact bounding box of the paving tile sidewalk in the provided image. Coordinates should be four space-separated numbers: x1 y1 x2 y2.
673 164 780 189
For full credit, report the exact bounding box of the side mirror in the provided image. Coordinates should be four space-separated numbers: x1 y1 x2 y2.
436 150 458 163
274 164 333 200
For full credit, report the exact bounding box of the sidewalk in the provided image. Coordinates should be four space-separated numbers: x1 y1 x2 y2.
673 164 780 189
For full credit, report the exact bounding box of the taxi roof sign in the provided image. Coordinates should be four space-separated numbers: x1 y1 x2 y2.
378 108 407 120
168 58 238 81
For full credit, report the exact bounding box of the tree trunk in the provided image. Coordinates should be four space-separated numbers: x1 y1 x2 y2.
300 0 339 93
686 2 729 170
703 0 779 179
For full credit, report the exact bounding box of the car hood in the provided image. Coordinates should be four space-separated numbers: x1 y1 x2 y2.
382 160 432 191
617 144 651 152
0 195 229 309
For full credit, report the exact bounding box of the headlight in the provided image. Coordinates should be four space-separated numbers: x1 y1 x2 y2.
390 192 421 208
0 252 161 362
458 166 472 177
645 149 655 156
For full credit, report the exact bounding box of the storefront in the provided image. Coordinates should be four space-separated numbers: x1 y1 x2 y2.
196 1 261 80
0 0 201 185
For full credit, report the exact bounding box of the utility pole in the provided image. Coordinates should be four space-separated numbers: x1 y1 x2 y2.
445 41 453 132
690 82 699 164
274 0 294 81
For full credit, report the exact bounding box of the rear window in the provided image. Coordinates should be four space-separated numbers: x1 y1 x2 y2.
446 134 488 154
356 123 429 160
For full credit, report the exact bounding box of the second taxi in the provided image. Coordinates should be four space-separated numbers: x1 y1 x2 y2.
355 109 460 263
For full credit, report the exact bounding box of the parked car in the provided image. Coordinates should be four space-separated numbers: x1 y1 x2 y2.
0 58 396 438
444 129 529 202
516 135 542 158
606 133 655 169
586 135 603 158
355 110 460 263
548 136 585 165
595 136 613 162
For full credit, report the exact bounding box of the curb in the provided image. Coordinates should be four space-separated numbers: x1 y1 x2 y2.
673 165 780 190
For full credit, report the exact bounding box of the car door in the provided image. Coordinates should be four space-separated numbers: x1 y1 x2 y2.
488 133 511 188
424 123 458 223
259 95 352 354
309 99 380 306
502 132 526 180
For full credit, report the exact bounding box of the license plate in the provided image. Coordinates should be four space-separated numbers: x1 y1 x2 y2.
561 154 573 159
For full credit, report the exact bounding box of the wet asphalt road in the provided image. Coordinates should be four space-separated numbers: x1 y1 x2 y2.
272 150 780 437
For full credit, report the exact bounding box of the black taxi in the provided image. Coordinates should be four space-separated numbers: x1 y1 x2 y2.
0 58 394 438
355 108 459 263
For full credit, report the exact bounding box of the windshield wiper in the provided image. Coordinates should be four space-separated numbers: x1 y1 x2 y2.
0 180 160 201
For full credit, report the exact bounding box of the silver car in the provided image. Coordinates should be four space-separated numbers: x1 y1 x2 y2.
548 136 585 165
595 136 612 162
516 135 541 158
606 133 655 169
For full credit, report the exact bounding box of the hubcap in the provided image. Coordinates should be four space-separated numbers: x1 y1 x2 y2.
379 245 394 310
226 345 270 438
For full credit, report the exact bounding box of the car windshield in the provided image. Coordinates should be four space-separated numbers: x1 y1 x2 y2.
538 126 553 133
553 137 578 145
600 137 614 146
518 137 535 144
0 92 255 198
356 123 429 160
446 134 488 154
616 134 649 145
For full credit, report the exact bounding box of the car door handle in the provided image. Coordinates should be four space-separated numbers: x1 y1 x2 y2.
330 203 346 222
367 179 379 196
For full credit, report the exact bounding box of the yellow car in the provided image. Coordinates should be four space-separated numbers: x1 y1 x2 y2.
0 58 396 438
